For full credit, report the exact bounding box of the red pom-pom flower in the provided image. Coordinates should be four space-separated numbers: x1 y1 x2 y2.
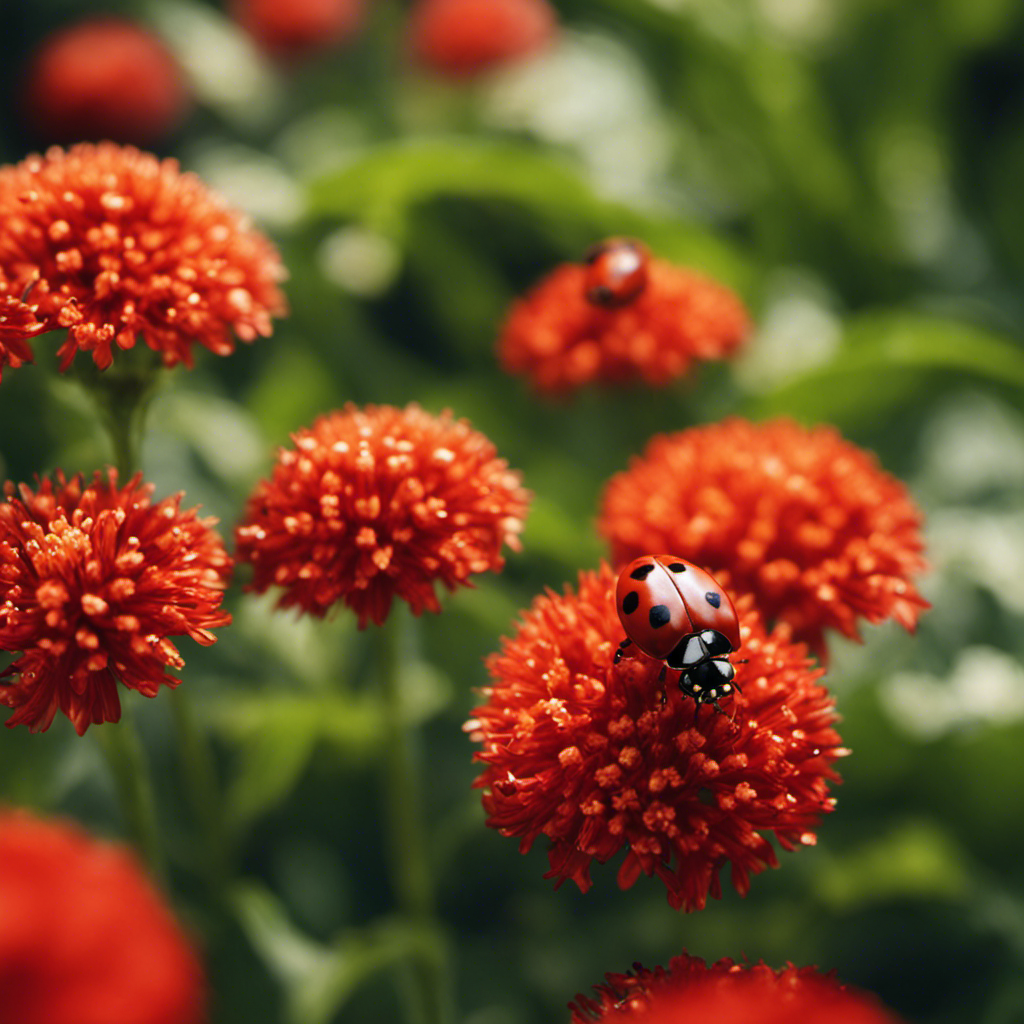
498 248 748 395
236 403 530 628
599 418 928 656
0 470 232 735
467 564 845 912
570 952 904 1024
23 18 189 146
0 142 287 372
0 810 206 1024
408 0 556 77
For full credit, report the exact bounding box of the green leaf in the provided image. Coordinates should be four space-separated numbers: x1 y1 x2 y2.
232 883 433 1024
744 312 1024 427
813 820 970 911
306 138 753 292
216 693 385 833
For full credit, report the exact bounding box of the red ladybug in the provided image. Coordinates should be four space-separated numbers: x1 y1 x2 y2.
583 238 649 308
614 554 741 713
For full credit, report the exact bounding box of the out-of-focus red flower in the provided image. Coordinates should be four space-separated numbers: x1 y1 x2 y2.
0 142 287 372
408 0 556 77
232 0 365 58
0 470 232 735
570 952 904 1024
498 254 749 394
467 564 844 912
23 18 189 146
598 418 928 656
236 403 530 627
0 810 205 1024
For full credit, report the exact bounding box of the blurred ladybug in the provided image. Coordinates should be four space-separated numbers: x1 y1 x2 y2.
583 238 649 308
614 554 741 715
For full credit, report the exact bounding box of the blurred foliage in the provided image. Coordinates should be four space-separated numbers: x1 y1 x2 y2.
2 1 1024 1023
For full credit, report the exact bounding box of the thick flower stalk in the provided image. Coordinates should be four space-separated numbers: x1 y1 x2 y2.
467 564 845 912
408 0 557 78
570 952 904 1024
0 470 232 734
236 403 530 627
0 810 205 1024
498 254 748 394
24 18 189 146
598 418 928 656
0 142 287 372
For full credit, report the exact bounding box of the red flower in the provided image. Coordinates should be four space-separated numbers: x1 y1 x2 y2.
0 810 205 1024
236 403 530 627
0 470 232 735
408 0 556 77
598 418 928 656
570 952 904 1024
0 280 49 383
0 142 287 372
467 564 844 912
498 256 748 395
23 18 189 146
232 0 365 58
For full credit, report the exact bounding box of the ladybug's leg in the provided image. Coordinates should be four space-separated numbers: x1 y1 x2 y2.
657 665 667 706
613 638 633 665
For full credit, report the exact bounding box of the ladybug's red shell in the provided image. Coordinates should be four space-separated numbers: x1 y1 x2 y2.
583 238 649 308
615 554 740 661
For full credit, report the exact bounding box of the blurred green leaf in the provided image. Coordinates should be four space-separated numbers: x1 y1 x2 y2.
306 138 753 291
745 312 1024 426
814 820 970 911
232 883 433 1024
217 694 384 833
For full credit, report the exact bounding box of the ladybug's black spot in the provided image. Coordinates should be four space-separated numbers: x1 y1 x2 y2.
705 592 721 608
621 591 640 615
630 564 655 581
667 562 687 572
649 604 671 629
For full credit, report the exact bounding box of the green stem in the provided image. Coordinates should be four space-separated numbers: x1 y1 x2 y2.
379 608 453 1024
96 710 167 883
170 686 229 896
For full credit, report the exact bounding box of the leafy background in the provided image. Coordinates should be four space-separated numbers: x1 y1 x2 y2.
3 1 1024 1022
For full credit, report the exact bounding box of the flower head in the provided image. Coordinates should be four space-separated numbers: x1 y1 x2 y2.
408 0 556 78
498 253 748 395
232 0 366 58
0 810 205 1024
570 952 904 1024
598 418 928 656
0 470 232 735
467 564 844 912
236 403 530 627
0 142 287 372
24 18 189 146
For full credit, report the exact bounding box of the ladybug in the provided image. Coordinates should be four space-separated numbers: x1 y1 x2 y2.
583 238 649 308
614 554 741 714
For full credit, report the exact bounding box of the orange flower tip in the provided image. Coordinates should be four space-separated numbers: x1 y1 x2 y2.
570 952 906 1024
469 563 843 911
24 18 190 146
0 469 232 733
235 403 531 625
408 0 557 78
0 142 287 372
0 810 206 1023
498 253 748 395
599 418 928 656
233 0 366 58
